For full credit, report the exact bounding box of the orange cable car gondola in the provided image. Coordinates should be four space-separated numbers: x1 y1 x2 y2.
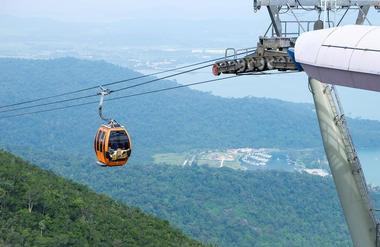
94 87 132 167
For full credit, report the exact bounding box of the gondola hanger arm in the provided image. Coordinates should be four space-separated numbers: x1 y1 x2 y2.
98 86 112 122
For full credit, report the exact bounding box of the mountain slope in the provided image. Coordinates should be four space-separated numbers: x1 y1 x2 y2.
9 149 380 247
1 58 380 163
12 147 380 247
1 58 380 247
0 150 204 247
71 162 380 247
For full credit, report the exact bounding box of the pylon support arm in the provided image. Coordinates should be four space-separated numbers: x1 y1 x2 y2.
309 77 378 247
267 6 282 36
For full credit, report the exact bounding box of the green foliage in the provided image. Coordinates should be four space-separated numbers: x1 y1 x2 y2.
79 163 362 247
14 148 380 247
1 58 380 247
0 150 204 247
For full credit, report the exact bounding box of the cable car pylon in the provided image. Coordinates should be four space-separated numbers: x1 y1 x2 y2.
212 0 380 245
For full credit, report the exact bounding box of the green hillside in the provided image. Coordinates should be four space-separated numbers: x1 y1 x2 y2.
0 150 204 247
12 149 380 247
64 162 380 247
1 58 380 247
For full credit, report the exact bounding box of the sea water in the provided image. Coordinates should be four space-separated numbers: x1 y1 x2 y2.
358 149 380 186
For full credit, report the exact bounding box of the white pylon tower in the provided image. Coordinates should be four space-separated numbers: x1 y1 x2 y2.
214 0 380 245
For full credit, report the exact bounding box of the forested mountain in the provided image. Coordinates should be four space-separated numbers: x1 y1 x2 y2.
1 58 380 247
1 57 380 162
13 149 380 247
0 150 204 247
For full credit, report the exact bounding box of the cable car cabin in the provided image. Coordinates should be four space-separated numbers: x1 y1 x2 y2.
94 124 132 167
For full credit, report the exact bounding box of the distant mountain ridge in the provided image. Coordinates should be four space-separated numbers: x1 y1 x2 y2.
1 57 380 162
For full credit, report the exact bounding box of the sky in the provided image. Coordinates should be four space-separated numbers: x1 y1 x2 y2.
0 0 255 22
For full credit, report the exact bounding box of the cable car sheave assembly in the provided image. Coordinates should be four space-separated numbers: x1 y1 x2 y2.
212 0 380 76
94 87 131 167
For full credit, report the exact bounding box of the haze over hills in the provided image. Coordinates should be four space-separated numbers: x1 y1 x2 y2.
1 57 380 246
0 14 263 48
1 57 380 156
2 13 380 120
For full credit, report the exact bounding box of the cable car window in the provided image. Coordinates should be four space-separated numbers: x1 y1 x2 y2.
95 131 101 151
109 131 130 150
97 131 101 152
99 131 105 152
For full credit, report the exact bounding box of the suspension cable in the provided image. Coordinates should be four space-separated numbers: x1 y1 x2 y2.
0 94 98 114
0 76 240 119
110 64 211 93
0 71 294 119
0 49 256 110
337 7 350 27
0 63 213 114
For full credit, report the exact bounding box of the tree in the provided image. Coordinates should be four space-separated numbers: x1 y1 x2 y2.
24 185 40 213
39 220 46 237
